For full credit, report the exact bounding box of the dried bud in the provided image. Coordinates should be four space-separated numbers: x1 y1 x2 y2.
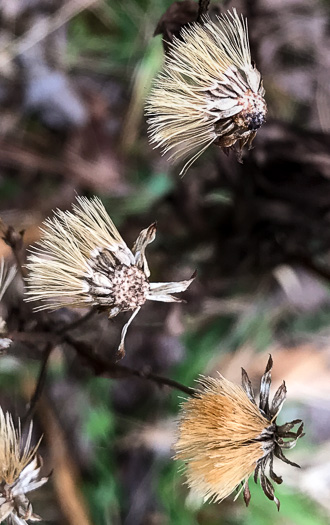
174 356 304 509
146 9 266 174
25 196 194 356
0 408 48 524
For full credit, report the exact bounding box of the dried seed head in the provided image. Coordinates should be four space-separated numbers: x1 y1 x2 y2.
25 196 195 355
0 407 48 524
174 356 304 509
174 375 267 503
85 262 149 312
146 9 266 174
231 90 266 131
111 265 149 309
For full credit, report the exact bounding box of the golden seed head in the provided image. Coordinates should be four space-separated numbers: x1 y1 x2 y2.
174 356 304 509
174 375 267 503
146 9 267 174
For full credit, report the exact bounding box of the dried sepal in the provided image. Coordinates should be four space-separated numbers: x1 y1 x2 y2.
270 381 287 419
250 358 304 509
174 355 304 509
131 222 157 278
259 354 273 415
241 367 256 404
243 480 251 507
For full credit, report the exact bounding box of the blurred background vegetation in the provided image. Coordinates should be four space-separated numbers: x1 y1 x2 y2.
1 0 330 524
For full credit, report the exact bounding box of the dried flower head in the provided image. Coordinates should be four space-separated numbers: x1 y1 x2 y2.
174 356 304 509
146 9 266 174
0 407 48 524
25 196 194 356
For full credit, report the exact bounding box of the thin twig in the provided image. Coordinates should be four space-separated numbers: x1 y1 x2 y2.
56 308 97 335
23 342 54 425
128 367 196 397
9 329 196 397
64 336 196 397
7 331 57 344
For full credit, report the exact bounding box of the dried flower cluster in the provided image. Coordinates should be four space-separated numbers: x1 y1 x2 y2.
174 356 304 509
25 196 194 356
0 5 308 519
0 407 48 524
146 9 266 174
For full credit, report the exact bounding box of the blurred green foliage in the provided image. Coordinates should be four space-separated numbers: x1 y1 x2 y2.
82 378 120 524
68 0 173 75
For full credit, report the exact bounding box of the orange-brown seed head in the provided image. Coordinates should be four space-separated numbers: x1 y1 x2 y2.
174 355 305 510
174 375 269 503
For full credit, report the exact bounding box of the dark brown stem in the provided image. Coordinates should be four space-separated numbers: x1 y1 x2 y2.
8 309 97 347
9 329 196 397
244 0 260 65
22 342 54 425
8 331 56 344
64 336 196 397
197 0 210 23
123 365 196 397
56 307 97 335
9 298 196 398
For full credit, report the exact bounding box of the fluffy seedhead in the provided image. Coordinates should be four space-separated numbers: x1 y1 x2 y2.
146 9 266 174
0 407 48 524
25 196 194 356
174 355 304 509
